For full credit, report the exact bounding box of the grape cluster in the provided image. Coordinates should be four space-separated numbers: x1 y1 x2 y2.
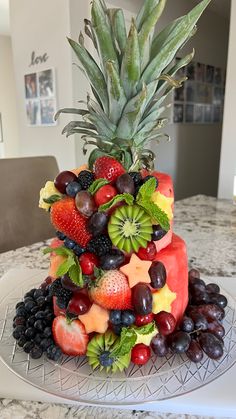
151 269 227 362
12 279 62 361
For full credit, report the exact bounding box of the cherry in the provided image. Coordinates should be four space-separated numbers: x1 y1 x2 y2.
94 185 117 207
54 171 77 194
135 313 154 327
154 311 176 336
131 343 151 365
137 241 157 261
67 293 92 315
79 253 99 275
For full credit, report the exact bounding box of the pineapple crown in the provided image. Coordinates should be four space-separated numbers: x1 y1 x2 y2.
55 0 211 171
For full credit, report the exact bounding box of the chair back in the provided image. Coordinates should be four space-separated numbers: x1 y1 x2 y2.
0 156 59 252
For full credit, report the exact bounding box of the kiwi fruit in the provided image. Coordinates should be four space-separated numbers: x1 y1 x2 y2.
86 330 131 373
108 205 153 253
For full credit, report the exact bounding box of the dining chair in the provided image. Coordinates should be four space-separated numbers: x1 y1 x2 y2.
0 156 59 253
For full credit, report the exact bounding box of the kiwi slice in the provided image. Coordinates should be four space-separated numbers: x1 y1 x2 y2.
108 205 153 253
86 330 131 373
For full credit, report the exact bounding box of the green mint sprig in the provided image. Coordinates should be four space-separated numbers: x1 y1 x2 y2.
43 194 62 204
111 327 137 358
88 178 109 195
43 246 84 287
99 193 134 211
131 321 155 335
136 178 170 231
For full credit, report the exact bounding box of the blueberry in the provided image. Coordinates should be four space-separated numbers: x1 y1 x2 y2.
34 333 43 345
31 306 39 315
36 296 46 307
16 307 27 317
13 326 25 340
45 312 54 323
45 295 53 304
46 345 62 361
151 225 167 242
66 181 82 197
40 338 54 351
35 311 46 320
26 315 36 327
73 245 85 257
24 289 37 298
33 289 44 299
56 231 66 241
23 341 35 353
25 327 36 339
121 310 135 327
112 324 122 336
15 301 24 309
64 237 76 249
43 327 52 338
25 300 36 312
109 310 122 325
99 351 114 367
18 336 27 347
30 345 43 359
34 320 45 332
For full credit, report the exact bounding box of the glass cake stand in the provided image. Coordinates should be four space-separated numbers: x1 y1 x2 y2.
0 270 236 406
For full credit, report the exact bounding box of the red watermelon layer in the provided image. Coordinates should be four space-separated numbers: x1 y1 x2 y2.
154 233 188 323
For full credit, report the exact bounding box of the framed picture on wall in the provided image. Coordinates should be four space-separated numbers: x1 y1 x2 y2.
24 68 57 126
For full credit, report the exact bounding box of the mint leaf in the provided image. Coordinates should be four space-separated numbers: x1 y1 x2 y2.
139 200 170 231
43 194 62 204
137 178 156 201
111 327 137 358
56 255 75 277
88 178 109 195
99 193 134 211
43 246 73 257
132 321 155 335
68 263 84 287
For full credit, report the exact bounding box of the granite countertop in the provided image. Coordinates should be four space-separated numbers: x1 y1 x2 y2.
0 195 235 419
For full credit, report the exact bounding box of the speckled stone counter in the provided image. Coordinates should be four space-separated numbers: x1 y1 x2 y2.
0 195 235 419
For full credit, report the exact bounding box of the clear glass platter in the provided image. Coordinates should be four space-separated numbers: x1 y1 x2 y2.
0 270 236 406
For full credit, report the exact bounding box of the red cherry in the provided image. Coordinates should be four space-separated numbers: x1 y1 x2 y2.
135 313 154 327
79 253 99 275
94 185 117 206
137 241 157 261
67 293 92 315
54 171 77 194
155 311 176 336
131 343 151 365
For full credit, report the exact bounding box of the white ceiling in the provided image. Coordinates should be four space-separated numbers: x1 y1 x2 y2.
0 0 232 36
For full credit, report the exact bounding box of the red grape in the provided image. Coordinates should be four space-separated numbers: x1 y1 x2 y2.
115 173 135 195
148 261 166 289
186 340 203 363
131 343 151 365
135 313 154 327
151 333 169 357
137 241 157 261
198 332 223 360
79 253 98 275
169 331 191 353
75 191 96 217
132 283 153 315
207 320 225 339
67 293 91 315
155 311 176 335
54 171 77 194
94 185 117 207
61 274 81 292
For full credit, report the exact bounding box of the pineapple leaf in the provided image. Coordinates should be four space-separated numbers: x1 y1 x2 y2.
84 19 98 51
120 19 141 100
141 0 211 85
62 121 96 135
116 84 147 140
138 0 167 65
85 111 116 138
136 0 160 31
109 9 127 55
64 128 98 138
150 16 183 60
54 108 88 121
134 118 168 146
67 37 109 113
106 60 127 125
91 0 119 74
87 96 117 135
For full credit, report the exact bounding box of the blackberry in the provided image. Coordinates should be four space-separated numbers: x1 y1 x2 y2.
49 278 62 296
87 235 112 257
129 172 142 186
49 278 72 308
77 170 94 190
143 175 158 188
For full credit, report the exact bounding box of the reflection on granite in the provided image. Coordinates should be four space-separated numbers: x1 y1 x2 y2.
0 195 235 419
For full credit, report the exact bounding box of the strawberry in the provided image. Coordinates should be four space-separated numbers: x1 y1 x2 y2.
52 315 89 356
94 156 125 183
89 270 132 310
50 197 91 247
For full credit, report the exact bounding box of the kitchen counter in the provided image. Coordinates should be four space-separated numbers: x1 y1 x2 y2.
0 195 235 419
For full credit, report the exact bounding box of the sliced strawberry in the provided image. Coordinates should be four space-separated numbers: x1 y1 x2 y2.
94 156 125 183
89 270 132 310
50 197 91 247
52 316 89 356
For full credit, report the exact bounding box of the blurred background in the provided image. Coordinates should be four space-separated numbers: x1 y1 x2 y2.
0 0 234 200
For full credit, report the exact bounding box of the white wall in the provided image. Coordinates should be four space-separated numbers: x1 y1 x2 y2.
218 1 236 199
0 35 19 157
10 0 76 171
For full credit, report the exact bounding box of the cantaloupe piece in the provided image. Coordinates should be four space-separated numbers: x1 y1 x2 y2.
71 164 89 175
120 254 151 288
48 254 66 279
79 303 109 334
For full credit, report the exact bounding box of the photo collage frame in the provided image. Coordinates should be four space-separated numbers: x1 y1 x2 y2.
173 59 225 124
24 68 57 126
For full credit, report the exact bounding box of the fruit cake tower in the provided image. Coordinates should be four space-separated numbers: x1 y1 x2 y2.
14 0 219 369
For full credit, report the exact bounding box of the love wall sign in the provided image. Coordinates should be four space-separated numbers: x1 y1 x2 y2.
29 51 49 67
